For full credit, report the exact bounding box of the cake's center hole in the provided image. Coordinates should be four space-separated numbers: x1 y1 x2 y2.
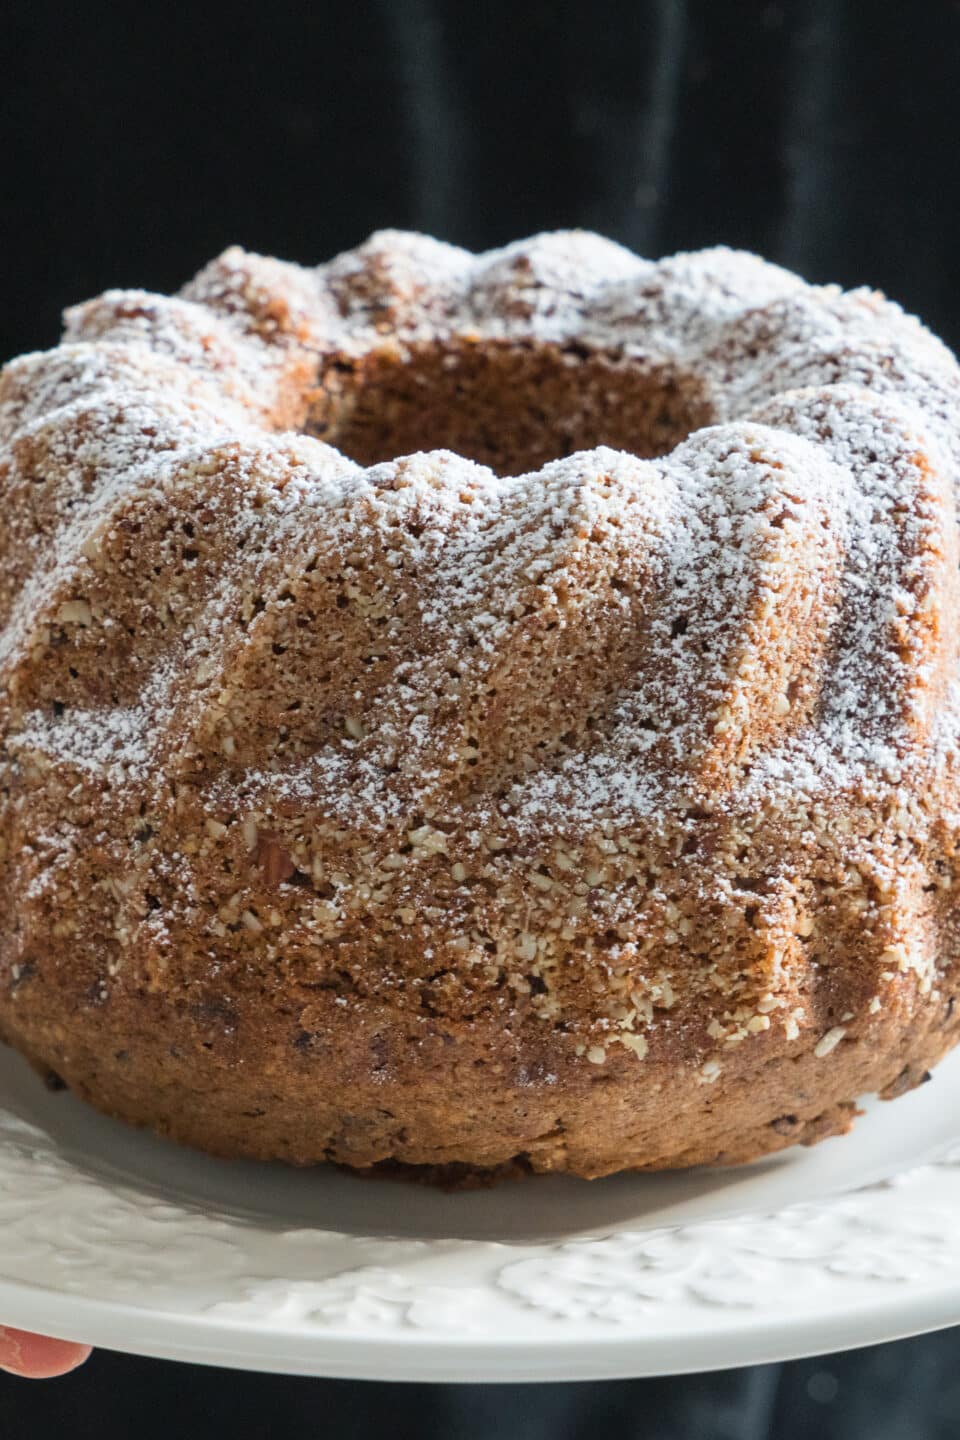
306 341 713 476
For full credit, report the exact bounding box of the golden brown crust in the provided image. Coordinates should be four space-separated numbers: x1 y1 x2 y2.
2 953 958 1178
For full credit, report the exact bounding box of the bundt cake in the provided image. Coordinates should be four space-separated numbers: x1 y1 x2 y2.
2 230 960 1181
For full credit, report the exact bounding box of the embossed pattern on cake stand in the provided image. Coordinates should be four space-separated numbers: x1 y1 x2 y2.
1 1044 959 1381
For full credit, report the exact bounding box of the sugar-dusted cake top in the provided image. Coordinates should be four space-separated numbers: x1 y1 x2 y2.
4 231 959 833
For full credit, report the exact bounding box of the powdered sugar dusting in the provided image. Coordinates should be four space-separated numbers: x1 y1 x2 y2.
5 235 960 819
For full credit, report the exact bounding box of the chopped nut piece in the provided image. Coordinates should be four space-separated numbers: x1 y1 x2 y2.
617 1033 648 1059
257 834 296 887
881 942 911 972
56 598 93 626
408 825 448 854
813 1026 846 1058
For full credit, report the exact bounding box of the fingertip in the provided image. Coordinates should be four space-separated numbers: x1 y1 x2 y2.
0 1328 93 1379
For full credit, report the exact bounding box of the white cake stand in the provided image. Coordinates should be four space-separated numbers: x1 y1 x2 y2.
1 1043 959 1381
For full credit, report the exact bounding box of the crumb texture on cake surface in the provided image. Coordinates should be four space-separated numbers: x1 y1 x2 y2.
2 229 960 1179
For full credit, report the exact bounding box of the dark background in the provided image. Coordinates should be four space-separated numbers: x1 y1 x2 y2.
4 0 960 1434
